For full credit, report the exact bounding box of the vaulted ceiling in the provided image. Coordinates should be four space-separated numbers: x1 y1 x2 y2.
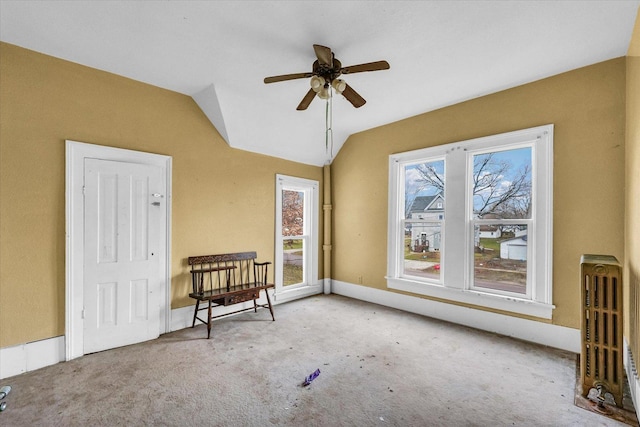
1 1 638 166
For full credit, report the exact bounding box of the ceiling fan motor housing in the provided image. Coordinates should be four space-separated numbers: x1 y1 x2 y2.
313 58 342 84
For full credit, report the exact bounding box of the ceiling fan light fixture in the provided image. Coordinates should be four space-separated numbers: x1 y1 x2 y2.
310 76 325 92
331 79 346 94
317 86 330 100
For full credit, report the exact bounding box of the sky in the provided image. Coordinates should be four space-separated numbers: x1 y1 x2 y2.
404 146 532 212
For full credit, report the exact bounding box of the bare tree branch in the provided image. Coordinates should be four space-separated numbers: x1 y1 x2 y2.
409 152 531 219
415 163 444 193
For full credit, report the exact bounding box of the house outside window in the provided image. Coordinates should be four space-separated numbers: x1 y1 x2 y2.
387 125 554 318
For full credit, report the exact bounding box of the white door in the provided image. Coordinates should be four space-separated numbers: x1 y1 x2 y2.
83 158 164 353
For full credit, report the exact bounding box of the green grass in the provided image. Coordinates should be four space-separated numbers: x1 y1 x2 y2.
400 236 526 289
479 238 500 251
404 238 441 261
283 264 303 286
284 239 303 250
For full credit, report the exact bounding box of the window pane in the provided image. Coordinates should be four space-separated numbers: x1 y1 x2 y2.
404 222 441 281
282 190 304 236
403 159 444 282
472 147 531 219
404 160 444 220
283 238 303 286
473 224 527 294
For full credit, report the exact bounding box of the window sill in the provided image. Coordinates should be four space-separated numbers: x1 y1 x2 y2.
386 277 554 319
273 282 322 303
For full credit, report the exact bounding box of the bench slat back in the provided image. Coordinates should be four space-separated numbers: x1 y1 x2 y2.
188 251 258 293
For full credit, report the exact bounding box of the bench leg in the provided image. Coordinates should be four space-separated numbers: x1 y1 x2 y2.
264 289 275 321
207 300 212 339
192 300 200 328
253 298 258 313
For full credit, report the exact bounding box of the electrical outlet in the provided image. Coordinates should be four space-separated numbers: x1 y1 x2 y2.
358 276 363 284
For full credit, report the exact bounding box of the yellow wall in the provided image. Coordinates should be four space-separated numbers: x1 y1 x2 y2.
626 10 640 367
1 30 634 349
332 58 626 329
0 42 323 348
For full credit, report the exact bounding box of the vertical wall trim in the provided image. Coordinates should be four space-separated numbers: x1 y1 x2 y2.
323 164 332 294
624 339 640 420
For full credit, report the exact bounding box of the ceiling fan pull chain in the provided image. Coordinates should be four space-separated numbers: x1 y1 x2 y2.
330 94 334 157
325 90 334 158
325 94 329 152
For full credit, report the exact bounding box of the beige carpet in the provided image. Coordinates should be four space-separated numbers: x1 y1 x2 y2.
0 294 633 426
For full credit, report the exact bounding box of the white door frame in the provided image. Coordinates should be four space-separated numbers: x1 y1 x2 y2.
65 140 172 361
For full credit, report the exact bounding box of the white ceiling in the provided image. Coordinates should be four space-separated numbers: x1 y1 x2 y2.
1 1 638 166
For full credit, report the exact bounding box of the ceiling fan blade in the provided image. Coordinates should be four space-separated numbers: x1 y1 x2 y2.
340 60 390 74
297 88 316 111
341 84 366 108
313 44 333 67
264 72 313 84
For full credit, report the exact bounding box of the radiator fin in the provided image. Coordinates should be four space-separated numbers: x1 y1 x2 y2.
580 255 623 408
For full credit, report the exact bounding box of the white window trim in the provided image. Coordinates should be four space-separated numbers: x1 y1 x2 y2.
387 125 554 319
274 174 320 301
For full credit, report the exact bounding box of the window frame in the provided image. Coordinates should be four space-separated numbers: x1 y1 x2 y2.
275 174 320 300
387 125 554 318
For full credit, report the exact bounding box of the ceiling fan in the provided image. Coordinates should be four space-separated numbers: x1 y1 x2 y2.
263 44 390 110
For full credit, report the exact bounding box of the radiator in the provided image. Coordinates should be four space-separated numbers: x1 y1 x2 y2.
580 254 623 408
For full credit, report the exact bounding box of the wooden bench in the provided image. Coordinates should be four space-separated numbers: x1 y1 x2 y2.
188 251 275 339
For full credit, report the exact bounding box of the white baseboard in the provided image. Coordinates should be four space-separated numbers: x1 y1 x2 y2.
1 282 327 379
331 280 581 353
624 339 640 419
0 336 65 380
5 279 579 379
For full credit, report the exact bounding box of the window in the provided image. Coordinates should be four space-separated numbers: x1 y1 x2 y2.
387 125 554 318
281 188 305 286
275 175 320 301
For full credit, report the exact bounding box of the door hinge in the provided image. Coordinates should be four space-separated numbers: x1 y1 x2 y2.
81 308 85 319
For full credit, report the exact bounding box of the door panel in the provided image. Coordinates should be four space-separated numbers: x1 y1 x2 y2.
130 279 149 321
97 282 117 327
98 173 118 263
84 159 163 354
